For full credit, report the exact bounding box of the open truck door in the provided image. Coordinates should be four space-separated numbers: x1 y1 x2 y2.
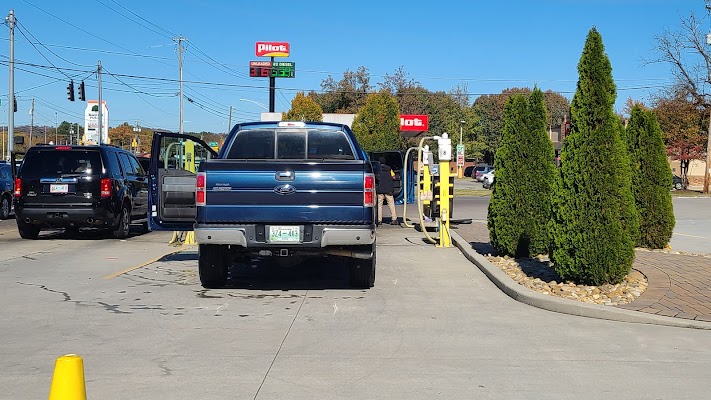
148 132 217 231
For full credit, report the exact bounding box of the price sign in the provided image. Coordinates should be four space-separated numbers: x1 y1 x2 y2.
249 61 295 78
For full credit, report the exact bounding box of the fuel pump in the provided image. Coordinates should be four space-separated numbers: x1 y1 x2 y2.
420 145 433 217
435 134 452 247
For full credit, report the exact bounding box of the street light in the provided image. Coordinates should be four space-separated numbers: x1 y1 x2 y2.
239 98 269 111
458 120 466 178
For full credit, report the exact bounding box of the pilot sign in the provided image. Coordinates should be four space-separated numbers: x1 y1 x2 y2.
249 61 295 78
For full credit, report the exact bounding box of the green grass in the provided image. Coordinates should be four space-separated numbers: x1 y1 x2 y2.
454 189 491 197
671 190 711 197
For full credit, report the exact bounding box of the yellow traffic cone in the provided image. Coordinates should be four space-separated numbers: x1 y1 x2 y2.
48 354 86 400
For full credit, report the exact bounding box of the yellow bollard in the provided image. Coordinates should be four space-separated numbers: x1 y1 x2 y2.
48 354 86 400
437 134 452 248
183 231 196 245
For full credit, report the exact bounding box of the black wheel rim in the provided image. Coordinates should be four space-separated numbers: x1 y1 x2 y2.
1 198 8 217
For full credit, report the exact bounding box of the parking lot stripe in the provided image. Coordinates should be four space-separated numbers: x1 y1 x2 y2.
103 247 189 279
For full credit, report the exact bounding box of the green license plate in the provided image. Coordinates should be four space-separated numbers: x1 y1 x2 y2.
268 226 301 242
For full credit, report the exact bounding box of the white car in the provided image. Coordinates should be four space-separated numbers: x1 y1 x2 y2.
482 170 495 189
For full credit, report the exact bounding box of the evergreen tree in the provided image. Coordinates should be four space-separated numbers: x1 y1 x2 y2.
351 91 402 152
488 88 555 257
549 28 639 285
625 106 675 248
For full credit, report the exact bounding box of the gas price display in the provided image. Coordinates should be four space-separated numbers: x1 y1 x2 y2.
249 61 295 78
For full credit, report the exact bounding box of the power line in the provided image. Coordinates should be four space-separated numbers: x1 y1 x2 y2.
96 0 173 40
107 0 176 37
15 19 93 68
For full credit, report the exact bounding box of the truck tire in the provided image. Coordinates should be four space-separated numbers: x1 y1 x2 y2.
112 206 131 239
349 243 376 288
17 222 40 240
199 244 229 289
0 195 10 220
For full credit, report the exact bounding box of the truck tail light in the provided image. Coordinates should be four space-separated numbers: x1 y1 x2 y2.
364 173 375 207
100 178 112 198
196 172 206 206
14 178 21 197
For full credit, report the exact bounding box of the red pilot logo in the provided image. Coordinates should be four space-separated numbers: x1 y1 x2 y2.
256 42 290 57
399 115 429 132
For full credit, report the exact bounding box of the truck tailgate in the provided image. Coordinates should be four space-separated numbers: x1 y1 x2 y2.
198 160 371 224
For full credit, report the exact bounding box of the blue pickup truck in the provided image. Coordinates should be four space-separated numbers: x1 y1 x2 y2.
148 121 377 288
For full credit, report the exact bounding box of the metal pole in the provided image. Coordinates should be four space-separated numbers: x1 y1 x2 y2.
30 97 34 146
704 107 711 193
227 105 233 135
269 56 275 112
177 36 184 135
55 112 57 144
7 9 15 153
44 126 46 144
97 60 102 145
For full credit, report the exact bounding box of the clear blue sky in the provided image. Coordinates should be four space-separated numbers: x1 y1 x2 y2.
0 0 705 134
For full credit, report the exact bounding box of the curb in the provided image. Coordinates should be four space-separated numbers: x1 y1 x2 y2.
450 230 711 330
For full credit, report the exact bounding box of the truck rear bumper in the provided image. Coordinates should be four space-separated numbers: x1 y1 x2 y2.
194 224 375 247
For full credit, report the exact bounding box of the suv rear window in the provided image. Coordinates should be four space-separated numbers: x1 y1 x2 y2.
226 128 355 160
19 149 103 178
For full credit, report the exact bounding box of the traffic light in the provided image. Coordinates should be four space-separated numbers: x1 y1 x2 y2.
13 96 17 112
67 80 75 101
78 81 85 101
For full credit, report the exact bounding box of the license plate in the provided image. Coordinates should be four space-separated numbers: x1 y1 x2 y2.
268 226 301 242
50 184 69 194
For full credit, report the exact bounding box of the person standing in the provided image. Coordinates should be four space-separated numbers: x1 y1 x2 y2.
377 157 399 226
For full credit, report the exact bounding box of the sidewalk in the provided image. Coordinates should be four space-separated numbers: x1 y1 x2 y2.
453 222 711 324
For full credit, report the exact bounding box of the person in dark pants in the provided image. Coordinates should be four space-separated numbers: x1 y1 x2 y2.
376 157 398 226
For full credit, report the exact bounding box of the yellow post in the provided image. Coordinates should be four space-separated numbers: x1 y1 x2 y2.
182 140 197 245
437 134 452 248
48 354 86 400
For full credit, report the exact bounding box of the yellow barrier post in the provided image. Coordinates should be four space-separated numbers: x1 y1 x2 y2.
437 133 452 248
48 354 86 400
421 145 433 217
182 140 197 245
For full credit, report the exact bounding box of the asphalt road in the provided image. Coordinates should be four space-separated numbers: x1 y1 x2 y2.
0 215 710 398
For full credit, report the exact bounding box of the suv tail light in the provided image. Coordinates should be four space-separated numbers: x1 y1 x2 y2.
14 178 21 197
196 172 206 206
364 173 375 207
100 178 112 198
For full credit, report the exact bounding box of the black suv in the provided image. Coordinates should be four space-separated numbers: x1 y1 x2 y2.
0 162 13 220
13 145 149 239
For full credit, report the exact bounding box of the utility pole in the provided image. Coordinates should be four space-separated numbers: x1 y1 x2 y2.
176 36 185 135
29 97 34 146
227 106 233 135
44 126 46 144
97 60 103 145
132 120 141 154
54 112 57 144
6 9 14 153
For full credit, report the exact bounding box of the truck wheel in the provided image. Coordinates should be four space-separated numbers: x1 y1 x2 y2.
349 243 376 288
112 206 131 239
199 244 229 289
17 222 40 240
0 196 10 220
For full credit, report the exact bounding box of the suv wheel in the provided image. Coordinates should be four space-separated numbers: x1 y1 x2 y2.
674 182 683 190
199 244 229 288
17 222 40 240
349 243 376 288
112 206 131 239
0 196 10 220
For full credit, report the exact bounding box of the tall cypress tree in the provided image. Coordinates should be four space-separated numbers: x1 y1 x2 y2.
549 28 639 285
488 88 555 257
625 106 675 248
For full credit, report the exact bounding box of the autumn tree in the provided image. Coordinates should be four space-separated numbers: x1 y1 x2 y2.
654 12 711 193
108 122 135 149
351 91 402 152
282 92 323 122
652 87 706 183
625 106 675 249
549 28 638 285
311 66 372 113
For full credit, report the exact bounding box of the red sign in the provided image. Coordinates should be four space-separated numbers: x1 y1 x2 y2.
399 115 428 132
256 42 290 57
